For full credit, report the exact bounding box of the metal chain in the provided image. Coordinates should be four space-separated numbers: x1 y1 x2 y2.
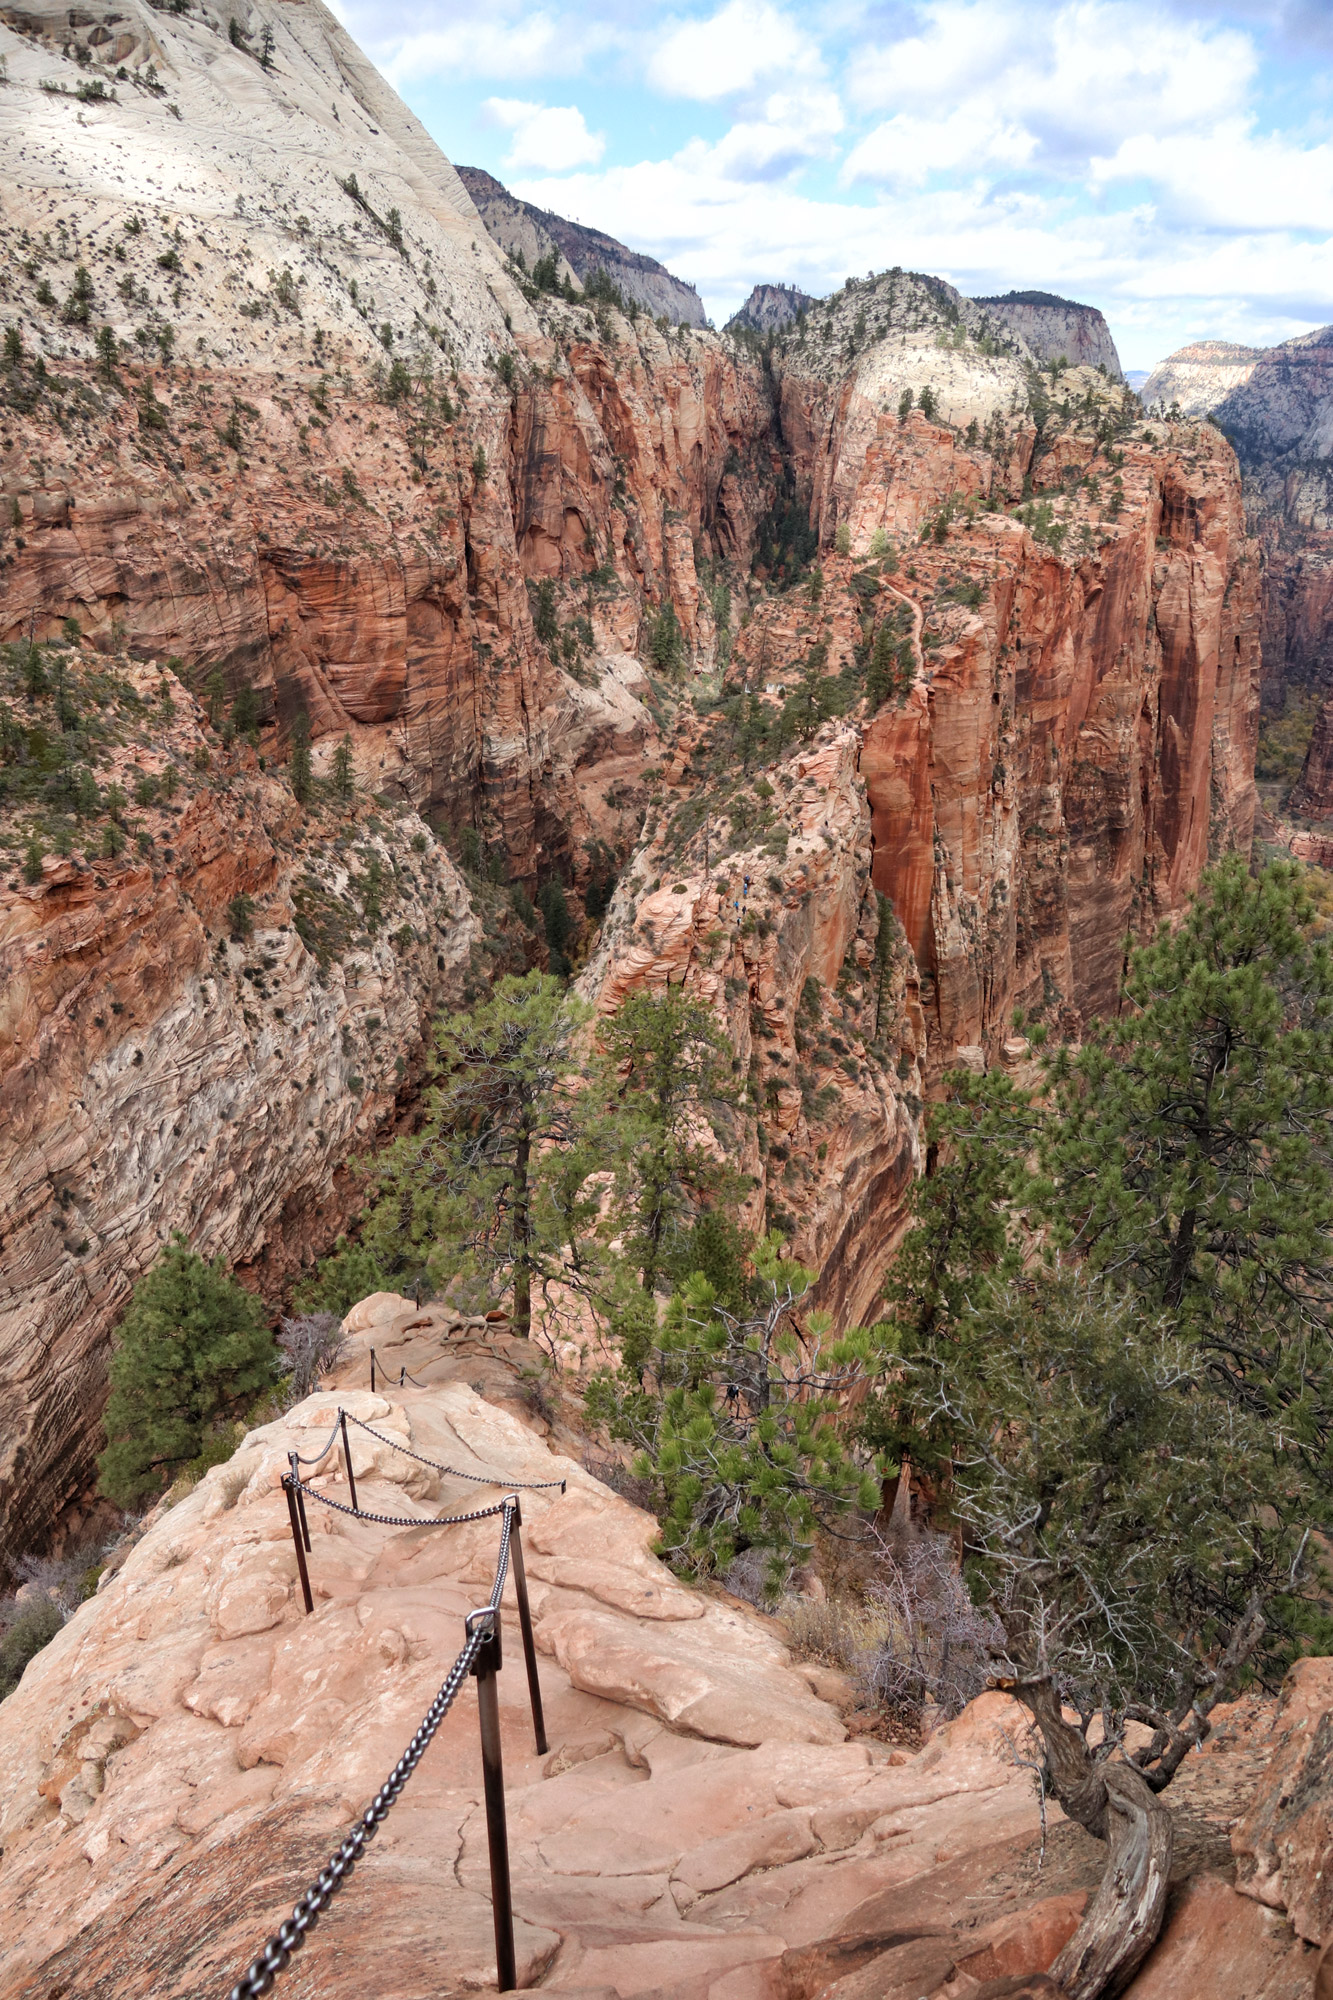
295 1479 511 1530
290 1416 342 1468
226 1503 515 1998
341 1409 566 1492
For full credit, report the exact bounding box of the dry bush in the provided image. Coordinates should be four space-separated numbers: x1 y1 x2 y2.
278 1312 345 1405
780 1527 1002 1729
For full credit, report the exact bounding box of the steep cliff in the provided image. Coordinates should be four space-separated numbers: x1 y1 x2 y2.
768 272 1258 1047
0 647 484 1556
579 273 1257 1314
1139 341 1267 417
969 290 1122 376
457 167 707 328
0 0 1260 1560
727 284 819 336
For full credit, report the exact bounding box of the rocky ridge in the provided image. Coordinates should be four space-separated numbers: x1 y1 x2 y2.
0 0 1262 1558
0 1293 1317 2000
727 285 819 337
457 167 707 329
1139 341 1267 418
968 291 1122 376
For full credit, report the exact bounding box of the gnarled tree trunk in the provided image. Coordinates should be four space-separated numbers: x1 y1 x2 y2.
1006 1679 1173 2000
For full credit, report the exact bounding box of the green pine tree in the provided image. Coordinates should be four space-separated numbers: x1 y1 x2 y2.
1032 856 1333 1450
332 733 355 799
597 988 740 1296
97 1236 276 1506
289 710 312 804
352 973 598 1338
585 1236 879 1597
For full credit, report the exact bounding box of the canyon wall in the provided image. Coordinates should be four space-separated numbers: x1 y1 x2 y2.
0 6 1260 1554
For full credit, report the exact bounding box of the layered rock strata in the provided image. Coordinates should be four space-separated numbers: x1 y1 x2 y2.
969 290 1122 376
0 1305 1309 2000
0 654 480 1557
457 167 707 328
1139 342 1267 418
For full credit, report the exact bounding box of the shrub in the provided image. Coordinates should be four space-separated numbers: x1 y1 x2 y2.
277 1312 345 1404
97 1236 277 1507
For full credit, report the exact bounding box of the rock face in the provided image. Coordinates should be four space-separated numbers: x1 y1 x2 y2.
458 166 707 327
0 0 1263 1557
580 724 924 1326
0 655 481 1559
970 291 1123 375
1216 327 1333 464
0 1312 1312 2000
727 285 819 336
1140 342 1268 417
770 274 1258 1050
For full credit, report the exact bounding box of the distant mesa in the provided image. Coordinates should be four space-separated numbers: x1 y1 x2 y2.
969 289 1122 377
1210 326 1333 466
1140 340 1268 418
456 166 706 327
726 284 819 336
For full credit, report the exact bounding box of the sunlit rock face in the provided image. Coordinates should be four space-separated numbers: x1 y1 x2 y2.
0 5 1260 1554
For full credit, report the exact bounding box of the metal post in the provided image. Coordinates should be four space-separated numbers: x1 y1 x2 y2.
370 1347 377 1393
283 1476 314 1615
469 1611 516 1993
288 1451 312 1553
339 1408 359 1514
506 1499 548 1755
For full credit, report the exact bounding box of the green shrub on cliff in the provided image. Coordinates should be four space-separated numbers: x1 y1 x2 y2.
97 1236 277 1507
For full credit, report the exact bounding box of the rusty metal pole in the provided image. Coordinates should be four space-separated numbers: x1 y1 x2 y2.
468 1611 517 1992
283 1476 314 1614
338 1409 359 1513
288 1451 312 1553
505 1498 548 1755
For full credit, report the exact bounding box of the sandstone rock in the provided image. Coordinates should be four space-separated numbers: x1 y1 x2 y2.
1233 1658 1333 1942
1140 342 1268 417
971 291 1122 375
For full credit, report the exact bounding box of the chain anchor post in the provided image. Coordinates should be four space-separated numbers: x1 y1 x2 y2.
468 1608 517 1992
505 1497 548 1755
288 1451 312 1552
283 1474 315 1615
338 1408 359 1514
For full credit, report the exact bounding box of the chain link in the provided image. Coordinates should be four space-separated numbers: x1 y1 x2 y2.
341 1409 566 1492
226 1501 516 1998
295 1480 511 1530
290 1416 343 1468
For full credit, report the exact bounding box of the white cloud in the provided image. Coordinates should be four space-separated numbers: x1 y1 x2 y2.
1093 122 1333 232
484 97 606 172
843 108 1036 187
848 0 1256 167
647 0 821 102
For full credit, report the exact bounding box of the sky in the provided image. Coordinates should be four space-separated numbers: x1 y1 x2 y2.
328 0 1333 372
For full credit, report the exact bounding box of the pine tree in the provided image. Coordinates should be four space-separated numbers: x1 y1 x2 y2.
1033 856 1333 1445
288 710 312 804
352 973 597 1338
97 1236 276 1506
332 733 355 799
597 989 739 1296
95 324 118 380
585 1236 879 1597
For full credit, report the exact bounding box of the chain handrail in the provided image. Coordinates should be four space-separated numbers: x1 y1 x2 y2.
294 1480 513 1530
341 1408 567 1492
226 1505 515 1999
